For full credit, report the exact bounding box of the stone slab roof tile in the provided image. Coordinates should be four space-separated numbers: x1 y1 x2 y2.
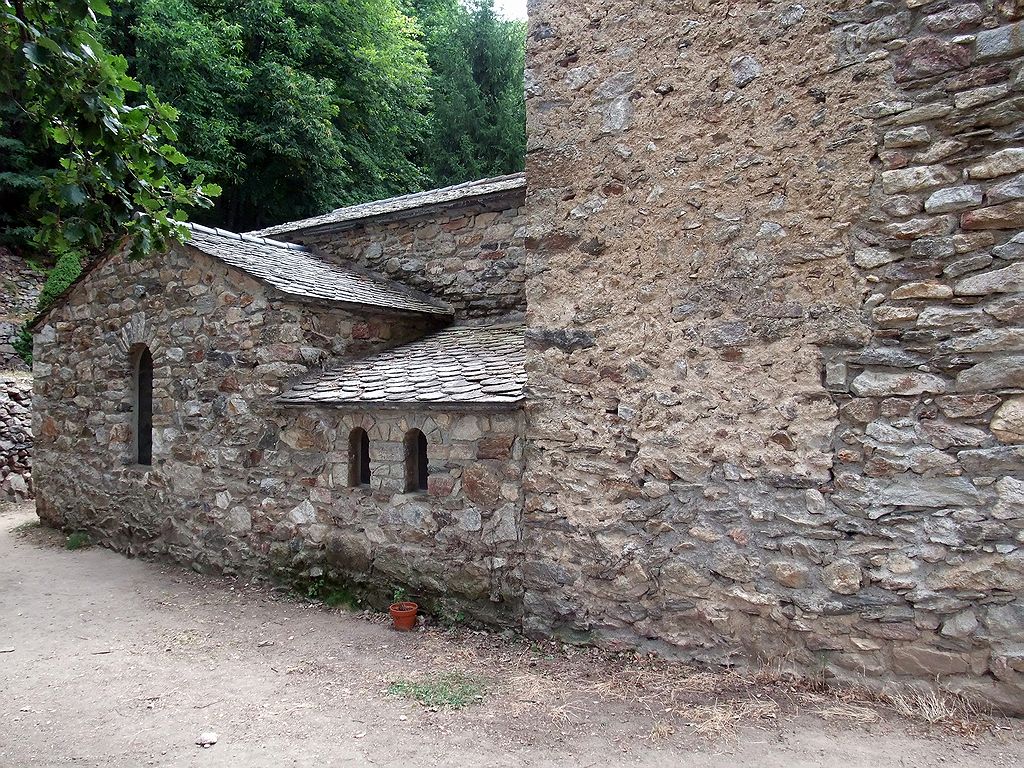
186 224 452 317
279 324 525 409
248 173 526 238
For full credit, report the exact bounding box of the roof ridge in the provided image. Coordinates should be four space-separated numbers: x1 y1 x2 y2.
187 222 310 252
247 172 526 238
346 172 526 209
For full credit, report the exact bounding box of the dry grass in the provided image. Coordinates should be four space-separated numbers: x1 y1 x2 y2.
679 698 781 737
403 628 1008 744
879 686 988 738
814 700 881 724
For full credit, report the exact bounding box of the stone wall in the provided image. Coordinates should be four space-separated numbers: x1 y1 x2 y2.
0 246 43 372
281 191 528 319
32 244 524 621
523 0 1024 712
0 374 32 501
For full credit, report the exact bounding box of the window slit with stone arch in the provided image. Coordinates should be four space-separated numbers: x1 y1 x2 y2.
348 427 371 487
132 344 154 466
404 428 428 492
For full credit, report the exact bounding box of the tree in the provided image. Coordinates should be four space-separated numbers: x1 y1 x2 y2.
1 0 527 248
1 0 218 259
414 0 525 187
104 0 432 231
0 99 47 247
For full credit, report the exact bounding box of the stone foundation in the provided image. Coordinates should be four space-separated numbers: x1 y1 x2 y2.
0 374 32 501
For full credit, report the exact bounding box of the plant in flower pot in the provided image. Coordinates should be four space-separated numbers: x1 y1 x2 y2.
389 586 418 631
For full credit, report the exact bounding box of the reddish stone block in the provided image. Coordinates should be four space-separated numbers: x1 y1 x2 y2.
427 474 455 497
894 37 970 83
477 434 515 459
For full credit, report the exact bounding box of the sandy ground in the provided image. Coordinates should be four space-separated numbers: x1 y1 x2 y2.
1 501 1021 768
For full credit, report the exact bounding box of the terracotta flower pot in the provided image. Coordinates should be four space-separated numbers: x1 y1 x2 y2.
389 601 418 631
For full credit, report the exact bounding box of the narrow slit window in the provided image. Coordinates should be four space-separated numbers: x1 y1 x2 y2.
404 429 428 492
135 346 153 466
349 428 370 487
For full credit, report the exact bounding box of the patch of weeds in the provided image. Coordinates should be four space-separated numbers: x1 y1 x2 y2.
10 519 40 535
443 609 467 627
64 531 91 550
387 672 486 710
304 575 362 610
435 598 468 628
879 685 988 737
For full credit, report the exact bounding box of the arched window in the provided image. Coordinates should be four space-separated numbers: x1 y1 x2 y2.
133 346 153 466
404 429 428 492
348 427 370 487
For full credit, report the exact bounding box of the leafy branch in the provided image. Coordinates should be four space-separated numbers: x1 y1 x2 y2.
1 0 220 263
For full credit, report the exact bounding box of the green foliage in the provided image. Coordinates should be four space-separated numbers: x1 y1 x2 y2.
12 323 32 364
13 250 83 365
37 250 83 309
387 672 486 709
392 585 409 603
415 0 526 187
65 531 91 550
1 0 525 250
0 0 217 259
439 608 467 628
104 0 431 231
2 0 217 369
304 574 363 610
101 0 524 229
0 99 46 246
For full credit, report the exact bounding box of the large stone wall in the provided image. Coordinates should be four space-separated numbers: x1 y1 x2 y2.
32 246 524 621
523 0 1023 711
0 246 43 372
281 191 527 319
0 374 32 501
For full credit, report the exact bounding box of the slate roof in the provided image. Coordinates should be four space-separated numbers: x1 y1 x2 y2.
248 173 526 238
186 224 452 317
278 325 525 408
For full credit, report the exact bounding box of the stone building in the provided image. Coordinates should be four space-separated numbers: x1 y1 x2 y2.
522 0 1024 712
32 176 529 623
31 1 1024 712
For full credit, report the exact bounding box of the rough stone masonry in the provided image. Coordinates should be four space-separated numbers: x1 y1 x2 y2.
0 246 41 501
0 374 32 502
522 0 1024 711
0 246 42 372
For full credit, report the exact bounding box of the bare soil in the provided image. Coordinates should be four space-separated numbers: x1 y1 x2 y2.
1 502 1021 767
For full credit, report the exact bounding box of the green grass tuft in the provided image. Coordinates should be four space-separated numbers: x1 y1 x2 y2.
387 672 486 710
10 519 41 535
64 531 91 550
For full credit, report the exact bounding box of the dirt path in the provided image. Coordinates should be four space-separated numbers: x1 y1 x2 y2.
1 502 1021 768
